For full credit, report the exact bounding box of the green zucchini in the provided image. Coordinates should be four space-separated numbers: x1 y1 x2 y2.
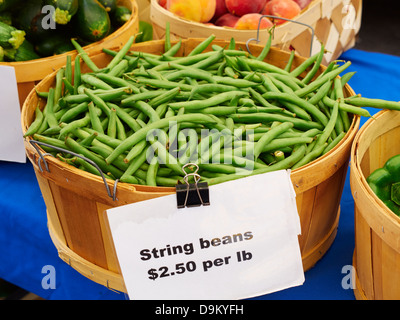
0 0 22 12
14 0 53 41
75 0 111 42
113 5 131 26
98 0 117 12
3 39 40 61
0 21 25 49
46 0 79 24
0 11 12 25
35 32 68 56
135 21 153 43
0 45 4 61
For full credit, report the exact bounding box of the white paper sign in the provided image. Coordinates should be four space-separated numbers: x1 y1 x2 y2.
0 66 26 163
106 170 304 300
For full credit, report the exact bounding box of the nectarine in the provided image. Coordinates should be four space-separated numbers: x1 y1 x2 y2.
234 13 273 30
225 0 267 17
212 0 229 21
166 0 216 23
292 0 312 10
214 12 239 27
261 0 301 25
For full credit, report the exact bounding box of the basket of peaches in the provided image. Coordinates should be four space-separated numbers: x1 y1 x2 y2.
150 0 362 63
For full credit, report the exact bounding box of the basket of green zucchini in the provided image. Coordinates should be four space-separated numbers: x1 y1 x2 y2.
0 0 139 107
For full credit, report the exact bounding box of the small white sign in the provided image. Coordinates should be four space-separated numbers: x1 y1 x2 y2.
106 170 304 300
0 66 26 163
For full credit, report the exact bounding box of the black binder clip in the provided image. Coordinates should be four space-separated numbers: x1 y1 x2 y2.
176 163 210 209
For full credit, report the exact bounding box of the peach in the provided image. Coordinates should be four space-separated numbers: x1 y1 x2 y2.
234 13 273 30
159 0 167 9
166 0 216 23
292 0 312 9
212 0 229 21
261 0 301 25
214 13 240 28
225 0 267 17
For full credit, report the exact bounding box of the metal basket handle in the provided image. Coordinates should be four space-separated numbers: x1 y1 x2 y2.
29 139 119 201
246 15 315 57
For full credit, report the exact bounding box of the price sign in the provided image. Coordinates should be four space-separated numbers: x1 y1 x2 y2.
105 170 304 300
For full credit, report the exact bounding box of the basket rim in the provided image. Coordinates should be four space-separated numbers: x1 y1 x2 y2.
22 38 360 196
0 0 138 67
350 109 400 225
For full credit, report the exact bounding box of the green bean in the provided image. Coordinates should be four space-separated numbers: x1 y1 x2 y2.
33 134 68 150
344 96 400 111
105 114 216 165
255 28 273 61
65 135 124 178
254 122 294 158
322 131 346 155
284 50 296 72
79 131 98 147
229 113 324 131
129 76 193 91
148 87 181 107
307 80 332 105
146 156 159 186
169 91 248 111
333 77 350 131
59 112 91 139
294 61 351 97
262 91 328 125
81 74 114 90
44 88 58 128
292 142 327 169
322 96 371 117
54 68 64 105
107 59 129 78
289 51 320 78
71 39 100 72
260 136 313 153
313 100 339 150
302 44 325 84
134 100 160 122
245 58 290 75
88 102 104 134
24 106 44 137
163 38 182 58
190 48 224 70
107 107 117 138
62 77 74 95
188 34 216 56
73 55 81 94
106 35 135 72
84 89 111 117
62 87 131 105
204 144 307 185
124 139 148 163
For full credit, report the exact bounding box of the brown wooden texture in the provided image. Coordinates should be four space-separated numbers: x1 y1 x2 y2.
350 109 400 300
22 38 360 292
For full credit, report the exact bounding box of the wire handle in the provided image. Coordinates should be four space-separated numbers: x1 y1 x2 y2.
29 139 119 201
246 15 315 57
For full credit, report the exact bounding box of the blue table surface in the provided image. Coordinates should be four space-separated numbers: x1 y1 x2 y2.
1 49 399 300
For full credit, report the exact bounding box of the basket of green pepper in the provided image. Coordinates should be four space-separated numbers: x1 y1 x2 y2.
350 109 400 300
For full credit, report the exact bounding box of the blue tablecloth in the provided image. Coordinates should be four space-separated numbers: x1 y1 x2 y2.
1 49 399 300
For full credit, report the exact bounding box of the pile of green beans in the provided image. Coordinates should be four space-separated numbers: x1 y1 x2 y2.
24 33 400 187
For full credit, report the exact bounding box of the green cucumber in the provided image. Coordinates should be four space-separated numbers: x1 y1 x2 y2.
3 39 40 61
98 0 117 12
0 21 25 49
113 5 131 26
75 0 111 42
46 0 79 24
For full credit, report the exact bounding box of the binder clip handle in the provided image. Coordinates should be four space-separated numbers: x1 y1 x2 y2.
176 163 210 209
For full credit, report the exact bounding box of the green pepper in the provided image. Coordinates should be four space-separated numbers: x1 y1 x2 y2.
135 21 153 43
367 154 400 216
